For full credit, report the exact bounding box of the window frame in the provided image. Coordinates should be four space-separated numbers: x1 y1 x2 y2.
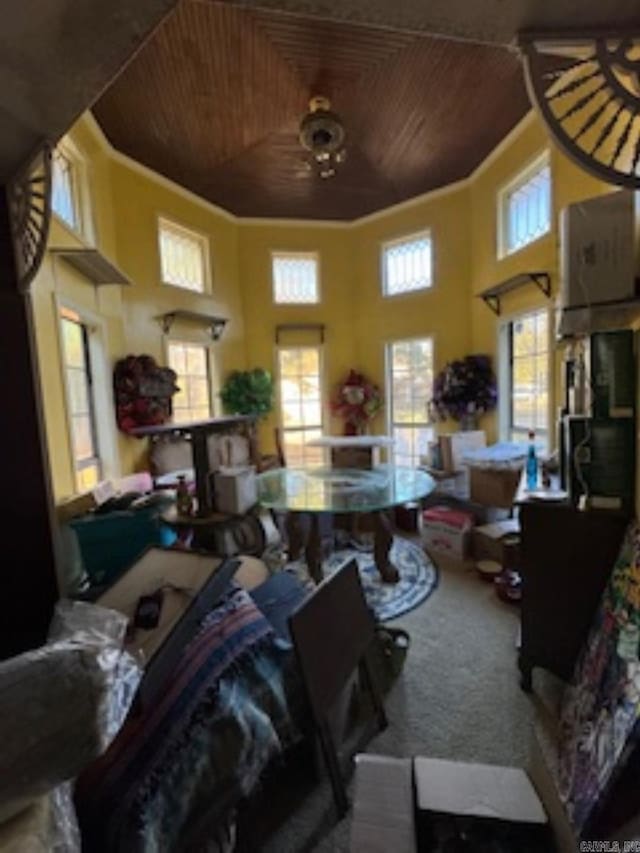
51 137 94 243
276 344 325 467
381 229 434 298
166 339 214 424
498 306 552 447
58 307 102 491
385 335 435 467
157 215 212 294
271 250 321 305
497 150 551 259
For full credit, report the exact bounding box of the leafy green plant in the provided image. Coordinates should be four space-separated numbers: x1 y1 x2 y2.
220 368 274 418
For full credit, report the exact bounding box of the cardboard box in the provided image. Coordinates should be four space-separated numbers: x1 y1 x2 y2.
213 466 257 515
422 506 474 560
350 754 558 853
439 430 486 473
472 518 520 563
413 757 552 851
469 466 522 509
350 755 415 853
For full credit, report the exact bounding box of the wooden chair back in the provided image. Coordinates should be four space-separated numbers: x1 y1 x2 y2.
288 559 386 815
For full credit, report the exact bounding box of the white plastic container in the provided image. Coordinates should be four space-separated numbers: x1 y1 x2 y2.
213 466 257 515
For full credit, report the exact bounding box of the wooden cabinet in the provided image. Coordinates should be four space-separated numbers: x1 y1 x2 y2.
518 500 628 691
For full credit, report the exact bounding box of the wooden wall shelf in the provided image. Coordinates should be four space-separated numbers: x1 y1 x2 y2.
50 247 131 285
159 310 228 340
479 272 551 316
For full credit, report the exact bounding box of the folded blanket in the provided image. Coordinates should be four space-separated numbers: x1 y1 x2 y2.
76 585 298 852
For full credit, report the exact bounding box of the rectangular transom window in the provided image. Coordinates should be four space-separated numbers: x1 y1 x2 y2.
278 346 323 467
159 218 209 293
168 341 212 423
60 310 101 492
499 152 551 257
503 309 549 441
272 252 319 304
387 338 434 466
382 231 433 297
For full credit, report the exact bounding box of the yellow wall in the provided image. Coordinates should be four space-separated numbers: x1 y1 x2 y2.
469 116 613 442
238 222 357 447
33 108 621 501
352 185 472 436
33 116 246 500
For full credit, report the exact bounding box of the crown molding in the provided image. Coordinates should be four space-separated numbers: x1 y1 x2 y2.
79 108 540 230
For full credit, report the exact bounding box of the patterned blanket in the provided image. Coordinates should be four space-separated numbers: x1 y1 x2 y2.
75 585 299 852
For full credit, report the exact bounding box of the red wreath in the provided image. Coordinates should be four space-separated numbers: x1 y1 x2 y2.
330 369 383 435
114 354 179 433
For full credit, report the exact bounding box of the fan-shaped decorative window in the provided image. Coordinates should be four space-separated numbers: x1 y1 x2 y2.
521 35 640 190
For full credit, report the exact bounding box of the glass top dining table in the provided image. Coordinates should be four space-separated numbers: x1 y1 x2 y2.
257 464 434 514
257 465 435 585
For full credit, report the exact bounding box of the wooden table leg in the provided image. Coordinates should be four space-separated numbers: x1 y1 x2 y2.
306 514 323 585
373 510 399 584
286 512 305 561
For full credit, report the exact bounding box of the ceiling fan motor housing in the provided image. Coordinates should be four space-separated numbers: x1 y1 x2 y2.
299 98 346 155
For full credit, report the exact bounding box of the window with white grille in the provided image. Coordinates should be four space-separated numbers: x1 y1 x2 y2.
277 347 324 467
52 149 79 231
499 308 549 443
167 341 212 423
159 218 209 293
499 153 551 257
386 338 434 467
272 252 319 304
382 231 433 297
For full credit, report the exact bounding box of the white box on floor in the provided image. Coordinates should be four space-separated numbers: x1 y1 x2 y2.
422 506 474 560
212 466 257 515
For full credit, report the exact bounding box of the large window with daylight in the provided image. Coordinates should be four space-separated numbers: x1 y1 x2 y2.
278 347 324 467
168 341 212 423
52 147 80 233
272 252 319 304
505 309 549 442
499 152 551 257
60 310 101 492
387 338 434 467
382 231 433 297
159 218 209 293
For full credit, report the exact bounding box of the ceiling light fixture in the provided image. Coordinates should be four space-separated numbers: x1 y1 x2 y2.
298 95 347 179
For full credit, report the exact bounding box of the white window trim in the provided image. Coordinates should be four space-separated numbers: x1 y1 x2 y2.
381 228 434 298
51 136 96 245
157 215 212 294
165 337 215 420
497 149 551 260
497 305 553 450
271 250 321 305
275 343 326 466
385 334 435 467
54 295 119 492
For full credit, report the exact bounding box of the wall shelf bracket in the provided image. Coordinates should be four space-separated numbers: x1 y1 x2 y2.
159 310 228 340
479 272 551 316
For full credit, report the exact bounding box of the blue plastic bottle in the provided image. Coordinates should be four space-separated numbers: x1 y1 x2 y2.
526 430 538 490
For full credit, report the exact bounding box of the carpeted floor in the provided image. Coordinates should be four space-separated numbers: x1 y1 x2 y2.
255 546 564 853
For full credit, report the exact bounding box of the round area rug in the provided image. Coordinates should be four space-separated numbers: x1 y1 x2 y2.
321 537 438 622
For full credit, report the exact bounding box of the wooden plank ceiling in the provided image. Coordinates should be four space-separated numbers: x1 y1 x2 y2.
93 0 532 220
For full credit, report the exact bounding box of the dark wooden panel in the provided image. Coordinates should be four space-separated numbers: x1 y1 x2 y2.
93 1 532 219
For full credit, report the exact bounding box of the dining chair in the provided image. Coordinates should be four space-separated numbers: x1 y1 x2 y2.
288 558 388 816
